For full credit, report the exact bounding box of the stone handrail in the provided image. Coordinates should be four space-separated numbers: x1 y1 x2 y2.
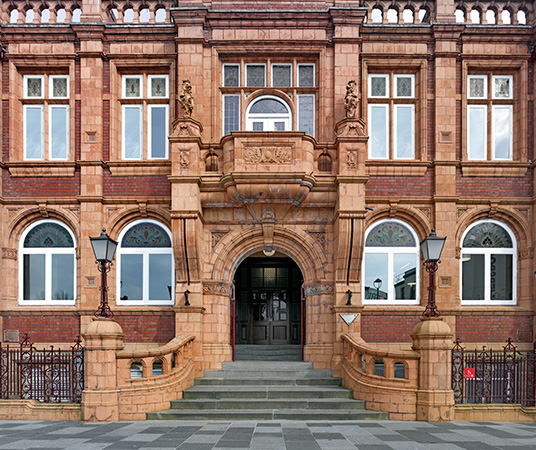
341 333 420 420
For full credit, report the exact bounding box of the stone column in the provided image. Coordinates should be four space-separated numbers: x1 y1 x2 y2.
81 318 124 422
411 317 454 422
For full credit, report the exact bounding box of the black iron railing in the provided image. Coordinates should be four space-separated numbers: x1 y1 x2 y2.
452 338 535 406
0 334 84 403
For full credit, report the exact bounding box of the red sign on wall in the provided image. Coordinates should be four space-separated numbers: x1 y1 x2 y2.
464 368 475 379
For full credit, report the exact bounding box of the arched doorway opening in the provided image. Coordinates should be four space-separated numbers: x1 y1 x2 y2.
233 252 304 352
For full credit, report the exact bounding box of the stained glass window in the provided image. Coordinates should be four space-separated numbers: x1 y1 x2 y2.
369 75 388 98
224 65 239 87
150 76 167 98
223 95 240 135
272 65 291 87
469 76 486 98
246 65 265 87
298 95 315 137
395 75 413 98
250 98 288 114
24 223 74 248
124 76 141 98
493 75 512 99
51 76 68 98
462 222 512 248
365 221 416 247
122 222 171 247
26 76 43 98
298 65 315 87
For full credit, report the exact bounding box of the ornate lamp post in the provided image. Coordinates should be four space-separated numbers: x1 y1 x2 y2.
420 229 446 318
90 229 118 318
373 278 382 299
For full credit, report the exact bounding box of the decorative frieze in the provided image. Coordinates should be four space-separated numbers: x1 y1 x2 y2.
244 147 292 164
203 281 232 297
304 284 334 297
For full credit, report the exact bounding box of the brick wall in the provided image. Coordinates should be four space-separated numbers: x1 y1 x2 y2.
3 171 81 197
114 314 175 343
456 315 533 343
456 168 533 197
103 171 171 197
365 169 434 197
361 315 421 343
2 315 81 343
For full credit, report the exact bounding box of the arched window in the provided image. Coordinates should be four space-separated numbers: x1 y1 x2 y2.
19 220 76 304
246 96 291 132
461 220 516 305
117 220 174 305
363 219 419 304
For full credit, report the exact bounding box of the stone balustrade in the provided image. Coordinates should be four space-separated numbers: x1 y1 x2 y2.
341 333 420 420
1 0 533 25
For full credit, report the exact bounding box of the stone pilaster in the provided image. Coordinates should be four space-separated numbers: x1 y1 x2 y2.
411 317 454 422
81 318 124 422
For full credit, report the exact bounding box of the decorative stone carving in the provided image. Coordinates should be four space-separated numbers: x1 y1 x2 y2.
179 79 194 117
2 248 17 260
211 231 229 251
244 147 292 164
347 151 358 169
335 119 367 138
261 208 276 222
345 80 359 119
306 231 326 249
203 281 232 296
179 151 190 168
304 284 334 297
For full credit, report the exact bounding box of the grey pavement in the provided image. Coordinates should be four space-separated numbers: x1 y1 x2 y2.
0 420 534 450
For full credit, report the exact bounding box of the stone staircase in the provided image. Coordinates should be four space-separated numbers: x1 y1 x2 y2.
147 360 389 421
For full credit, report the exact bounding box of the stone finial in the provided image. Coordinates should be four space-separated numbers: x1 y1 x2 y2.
179 79 194 117
344 80 358 119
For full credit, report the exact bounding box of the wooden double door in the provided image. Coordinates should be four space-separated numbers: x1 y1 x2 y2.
234 257 302 345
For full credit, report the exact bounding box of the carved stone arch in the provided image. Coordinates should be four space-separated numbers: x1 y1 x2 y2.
364 206 430 242
455 207 530 250
210 226 327 286
7 206 80 248
107 206 171 240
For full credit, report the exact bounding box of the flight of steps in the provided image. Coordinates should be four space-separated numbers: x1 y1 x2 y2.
147 360 389 421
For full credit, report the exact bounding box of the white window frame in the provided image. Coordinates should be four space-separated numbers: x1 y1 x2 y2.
271 63 292 87
368 74 389 98
122 105 143 160
23 105 44 160
148 104 169 159
245 63 266 87
362 219 420 305
49 105 69 161
116 219 175 306
460 220 517 306
122 75 143 98
297 94 315 137
245 95 292 131
223 64 240 87
492 75 513 99
297 63 316 87
394 104 415 159
368 104 389 159
18 220 76 306
147 75 169 99
49 75 70 99
467 104 487 160
394 74 415 98
492 105 513 161
468 75 488 99
23 75 44 99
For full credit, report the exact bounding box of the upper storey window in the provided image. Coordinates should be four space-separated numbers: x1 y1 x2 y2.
367 73 415 159
222 61 316 137
121 74 169 160
467 75 513 160
23 75 70 161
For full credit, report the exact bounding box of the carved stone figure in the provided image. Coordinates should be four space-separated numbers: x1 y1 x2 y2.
344 80 358 119
179 79 194 117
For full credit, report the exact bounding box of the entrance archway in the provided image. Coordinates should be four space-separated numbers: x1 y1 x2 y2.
234 252 303 347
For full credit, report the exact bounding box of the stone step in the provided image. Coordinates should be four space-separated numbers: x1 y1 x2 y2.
147 409 389 421
194 377 343 386
235 345 302 361
170 398 365 410
184 386 353 400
